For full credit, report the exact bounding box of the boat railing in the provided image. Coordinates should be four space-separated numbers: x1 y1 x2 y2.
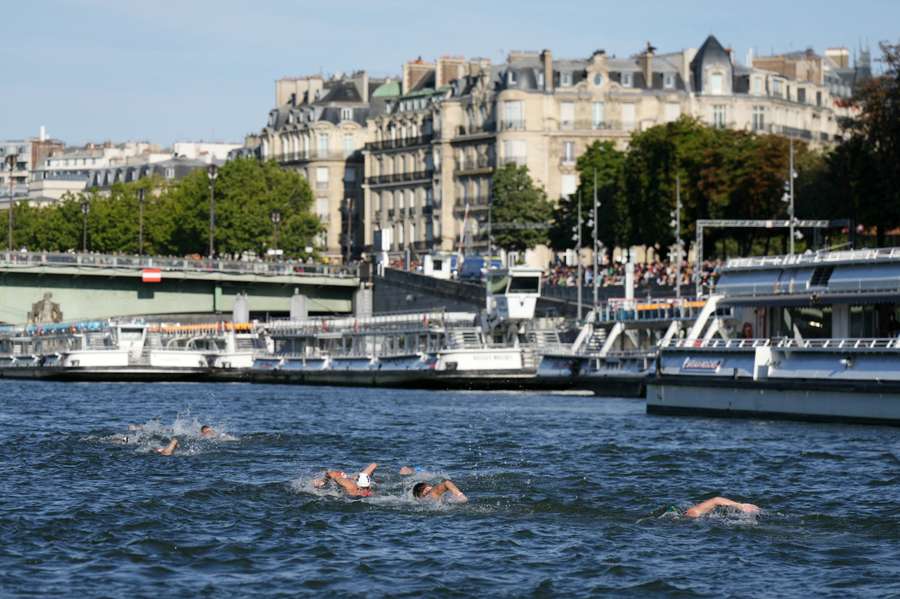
594 298 707 324
266 310 475 335
664 337 900 351
726 247 900 270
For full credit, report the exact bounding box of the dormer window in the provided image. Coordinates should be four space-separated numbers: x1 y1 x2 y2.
709 72 723 95
507 70 517 85
537 72 544 88
561 71 572 87
341 108 352 121
664 73 675 89
593 73 604 86
621 72 633 87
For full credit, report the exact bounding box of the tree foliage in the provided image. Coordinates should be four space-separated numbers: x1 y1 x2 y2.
491 163 554 252
3 158 322 259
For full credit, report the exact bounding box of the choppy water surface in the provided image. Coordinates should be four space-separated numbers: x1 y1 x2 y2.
2 382 900 597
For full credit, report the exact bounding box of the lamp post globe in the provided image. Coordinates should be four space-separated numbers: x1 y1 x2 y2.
207 163 218 259
80 200 90 253
270 209 282 257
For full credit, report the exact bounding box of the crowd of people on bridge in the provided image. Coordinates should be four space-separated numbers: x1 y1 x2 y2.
545 259 723 289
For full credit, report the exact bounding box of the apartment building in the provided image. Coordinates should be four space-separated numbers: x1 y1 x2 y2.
1 129 65 207
257 71 379 260
253 35 865 262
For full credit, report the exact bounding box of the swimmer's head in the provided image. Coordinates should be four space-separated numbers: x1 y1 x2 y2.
412 482 432 498
200 425 215 438
356 472 371 489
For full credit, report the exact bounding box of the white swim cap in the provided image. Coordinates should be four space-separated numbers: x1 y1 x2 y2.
356 473 371 488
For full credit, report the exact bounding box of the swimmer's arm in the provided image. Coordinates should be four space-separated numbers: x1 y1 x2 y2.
327 472 360 495
431 480 467 502
685 497 756 518
360 463 378 477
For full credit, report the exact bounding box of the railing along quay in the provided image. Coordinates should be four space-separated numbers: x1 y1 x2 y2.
0 252 358 278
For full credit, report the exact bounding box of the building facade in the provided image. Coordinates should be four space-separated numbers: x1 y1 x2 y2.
256 72 378 261
251 35 865 262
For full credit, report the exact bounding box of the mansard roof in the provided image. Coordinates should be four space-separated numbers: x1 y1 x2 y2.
690 35 732 92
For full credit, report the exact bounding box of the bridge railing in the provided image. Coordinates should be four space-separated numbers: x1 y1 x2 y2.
0 251 358 278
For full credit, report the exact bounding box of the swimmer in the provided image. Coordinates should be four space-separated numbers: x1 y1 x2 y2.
313 463 378 497
684 496 759 518
200 425 216 438
412 479 467 503
399 466 416 476
156 438 179 456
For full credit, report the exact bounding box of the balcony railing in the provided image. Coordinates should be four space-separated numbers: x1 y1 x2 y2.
365 134 434 151
454 156 494 174
499 156 527 167
499 119 526 131
365 170 434 186
269 150 349 162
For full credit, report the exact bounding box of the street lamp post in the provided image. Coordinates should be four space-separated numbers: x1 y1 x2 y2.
207 163 218 259
270 208 282 258
576 191 583 321
6 152 18 251
137 188 145 257
80 199 90 252
671 175 683 299
343 197 352 264
592 168 599 310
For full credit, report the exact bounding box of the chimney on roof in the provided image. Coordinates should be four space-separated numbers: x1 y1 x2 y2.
540 49 553 92
639 42 655 88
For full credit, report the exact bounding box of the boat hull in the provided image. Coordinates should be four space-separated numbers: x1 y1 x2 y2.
647 377 900 425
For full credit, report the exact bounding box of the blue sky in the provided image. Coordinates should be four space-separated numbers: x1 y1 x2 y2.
2 0 897 146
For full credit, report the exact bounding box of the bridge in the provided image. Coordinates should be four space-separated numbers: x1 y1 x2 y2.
0 252 363 325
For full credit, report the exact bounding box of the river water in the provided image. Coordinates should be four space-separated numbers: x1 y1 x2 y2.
2 381 899 597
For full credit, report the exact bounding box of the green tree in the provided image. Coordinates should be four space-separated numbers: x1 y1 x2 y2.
490 163 554 252
549 141 626 253
832 43 900 245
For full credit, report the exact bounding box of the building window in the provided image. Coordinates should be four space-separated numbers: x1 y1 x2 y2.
752 106 766 131
502 140 526 165
317 133 329 155
410 222 416 243
621 72 633 87
593 73 603 86
712 105 727 128
343 134 354 157
816 91 822 107
560 102 574 129
772 79 783 97
709 72 723 95
537 72 544 88
561 174 577 198
397 223 404 246
503 101 524 129
664 73 675 89
560 71 572 87
621 104 636 130
507 70 517 85
753 77 762 95
374 193 381 213
341 108 352 121
592 102 605 128
664 103 680 122
797 88 807 104
316 166 329 190
315 197 329 219
562 141 575 164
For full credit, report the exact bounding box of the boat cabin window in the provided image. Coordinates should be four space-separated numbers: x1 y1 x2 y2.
507 276 540 294
772 306 832 339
